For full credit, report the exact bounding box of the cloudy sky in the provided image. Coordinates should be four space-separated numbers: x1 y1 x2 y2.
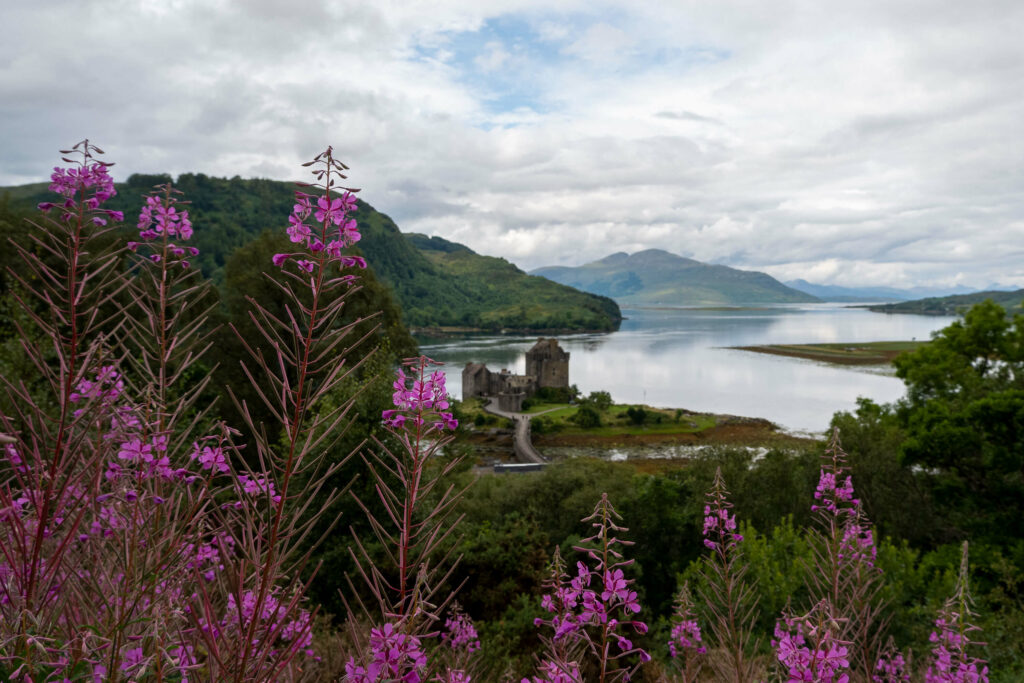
3 0 1023 288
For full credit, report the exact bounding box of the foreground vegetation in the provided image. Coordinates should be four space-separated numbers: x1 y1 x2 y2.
0 143 1019 681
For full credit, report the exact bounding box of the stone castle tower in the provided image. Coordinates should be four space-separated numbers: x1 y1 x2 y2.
525 338 570 389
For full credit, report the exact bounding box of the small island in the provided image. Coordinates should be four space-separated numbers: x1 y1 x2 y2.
732 341 927 365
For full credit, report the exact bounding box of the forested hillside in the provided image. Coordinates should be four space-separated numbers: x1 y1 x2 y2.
0 175 621 332
866 289 1024 316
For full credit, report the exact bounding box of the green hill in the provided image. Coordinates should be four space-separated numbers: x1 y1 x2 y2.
406 233 621 330
531 249 819 305
865 289 1024 316
1 174 620 332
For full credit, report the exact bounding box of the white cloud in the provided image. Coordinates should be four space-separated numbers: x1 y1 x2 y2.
2 0 1023 289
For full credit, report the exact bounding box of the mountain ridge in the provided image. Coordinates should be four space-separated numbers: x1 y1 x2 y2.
532 249 819 305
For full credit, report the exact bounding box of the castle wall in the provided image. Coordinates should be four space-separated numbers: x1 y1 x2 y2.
525 338 570 389
462 339 568 405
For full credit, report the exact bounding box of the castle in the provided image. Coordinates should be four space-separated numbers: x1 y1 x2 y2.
462 338 570 412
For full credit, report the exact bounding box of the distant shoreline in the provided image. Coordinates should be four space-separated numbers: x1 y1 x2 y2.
412 325 615 338
731 341 926 365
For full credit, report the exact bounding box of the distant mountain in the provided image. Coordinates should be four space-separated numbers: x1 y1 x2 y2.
1 175 621 332
531 249 819 305
864 289 1024 316
784 279 909 302
785 279 991 303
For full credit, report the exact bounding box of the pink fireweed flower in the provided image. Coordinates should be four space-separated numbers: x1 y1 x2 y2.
190 442 229 474
118 438 153 464
237 474 282 504
41 156 117 218
345 622 427 682
535 495 651 673
134 185 198 267
274 174 363 272
702 479 743 552
383 359 458 434
442 611 481 653
925 616 989 683
873 643 910 682
287 214 312 244
839 513 878 567
315 196 345 225
813 471 859 515
522 660 583 683
773 603 851 683
670 619 706 658
69 365 124 404
340 255 367 269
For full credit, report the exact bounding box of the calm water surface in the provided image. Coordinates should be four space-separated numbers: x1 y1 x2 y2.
418 304 957 434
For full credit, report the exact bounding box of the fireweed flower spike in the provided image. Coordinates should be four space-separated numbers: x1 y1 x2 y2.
694 467 762 683
129 184 198 268
873 638 911 683
345 355 474 680
273 146 364 278
805 429 886 680
772 600 852 683
668 582 705 683
531 494 649 683
925 542 989 683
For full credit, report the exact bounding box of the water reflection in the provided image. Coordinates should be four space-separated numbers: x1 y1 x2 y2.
417 304 957 434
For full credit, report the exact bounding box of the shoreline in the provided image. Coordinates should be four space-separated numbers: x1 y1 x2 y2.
459 400 823 459
412 324 617 339
731 341 925 366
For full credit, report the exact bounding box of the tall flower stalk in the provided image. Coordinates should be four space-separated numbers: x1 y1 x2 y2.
667 582 705 683
772 599 851 683
208 145 372 680
1 140 129 672
344 356 470 680
1 143 371 681
806 429 888 679
530 494 649 683
924 542 989 683
695 467 761 683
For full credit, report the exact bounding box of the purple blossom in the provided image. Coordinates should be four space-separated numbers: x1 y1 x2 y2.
522 660 583 683
44 162 116 207
925 616 989 683
669 619 706 658
442 611 481 653
275 184 362 272
190 442 229 474
773 602 851 683
287 215 312 243
345 622 428 683
237 473 282 504
118 438 153 463
702 474 743 552
383 359 458 434
873 644 910 682
534 495 650 676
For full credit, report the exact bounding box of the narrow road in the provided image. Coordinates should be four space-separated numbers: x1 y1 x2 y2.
483 399 547 464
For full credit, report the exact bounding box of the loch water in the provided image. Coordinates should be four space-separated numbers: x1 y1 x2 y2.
417 304 958 435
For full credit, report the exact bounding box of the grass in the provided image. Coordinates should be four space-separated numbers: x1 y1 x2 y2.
733 340 928 365
529 403 718 437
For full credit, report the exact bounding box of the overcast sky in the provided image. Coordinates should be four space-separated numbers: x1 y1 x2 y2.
3 0 1023 288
